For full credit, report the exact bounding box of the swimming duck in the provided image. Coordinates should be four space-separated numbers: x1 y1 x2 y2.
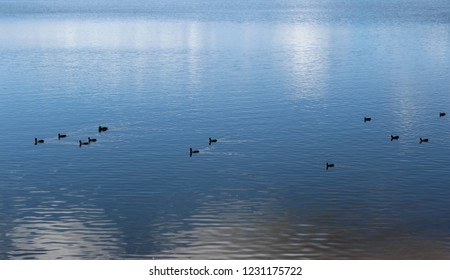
34 138 44 144
390 135 400 141
79 140 89 146
326 162 335 170
364 117 371 123
58 133 67 139
189 148 199 157
440 112 446 117
419 138 429 144
88 137 97 142
208 138 218 145
98 126 108 132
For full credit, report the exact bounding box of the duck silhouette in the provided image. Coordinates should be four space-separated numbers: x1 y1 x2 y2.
208 138 218 145
326 162 335 170
79 140 89 146
390 135 400 141
34 138 44 144
364 117 371 123
58 133 67 139
98 126 108 132
189 148 199 157
419 138 429 144
88 137 97 142
440 112 446 117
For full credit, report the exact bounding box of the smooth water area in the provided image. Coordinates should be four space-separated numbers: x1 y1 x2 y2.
1 0 450 259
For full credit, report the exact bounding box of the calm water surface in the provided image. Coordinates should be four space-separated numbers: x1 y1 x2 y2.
1 0 450 259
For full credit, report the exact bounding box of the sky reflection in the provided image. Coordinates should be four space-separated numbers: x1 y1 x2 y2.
277 24 331 100
8 203 124 259
0 19 274 51
151 198 329 259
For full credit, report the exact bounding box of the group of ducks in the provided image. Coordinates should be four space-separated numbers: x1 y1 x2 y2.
386 112 446 144
189 138 217 157
35 111 447 169
327 112 446 170
191 112 447 170
34 126 108 146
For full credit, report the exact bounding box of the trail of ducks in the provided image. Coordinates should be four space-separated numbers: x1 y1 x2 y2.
35 111 447 170
35 126 108 147
189 112 446 170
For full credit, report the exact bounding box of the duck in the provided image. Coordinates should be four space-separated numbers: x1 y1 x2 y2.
34 138 44 144
208 138 218 145
98 126 108 132
326 162 335 170
88 137 97 142
58 133 67 139
390 135 400 141
419 138 429 144
440 112 446 117
79 140 89 146
364 117 371 123
189 148 199 157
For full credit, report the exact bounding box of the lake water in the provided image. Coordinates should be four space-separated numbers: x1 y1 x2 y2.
1 0 450 259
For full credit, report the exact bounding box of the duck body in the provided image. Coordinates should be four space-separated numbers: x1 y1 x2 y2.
364 117 372 123
208 138 217 145
88 137 97 142
189 148 199 157
326 162 335 170
390 135 400 141
98 126 108 132
34 138 44 144
58 133 67 139
440 112 446 117
419 138 429 143
79 140 89 146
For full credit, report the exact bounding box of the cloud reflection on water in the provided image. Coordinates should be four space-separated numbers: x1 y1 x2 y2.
8 202 124 259
149 198 335 259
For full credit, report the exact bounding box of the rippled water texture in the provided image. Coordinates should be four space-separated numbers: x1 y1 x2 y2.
1 0 450 259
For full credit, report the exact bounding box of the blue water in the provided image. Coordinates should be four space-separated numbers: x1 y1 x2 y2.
1 0 450 259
